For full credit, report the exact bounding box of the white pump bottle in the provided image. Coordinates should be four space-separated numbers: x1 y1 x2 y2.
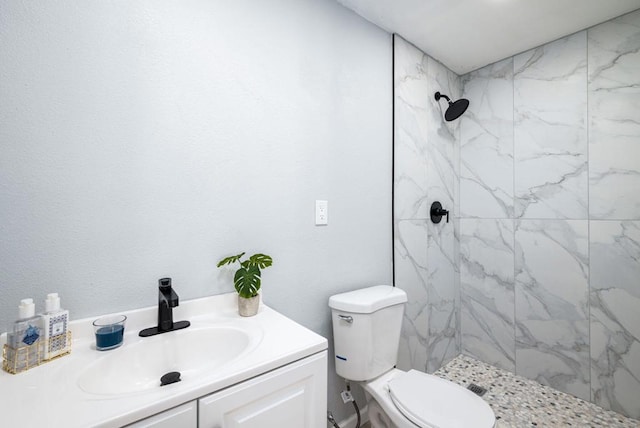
41 293 70 360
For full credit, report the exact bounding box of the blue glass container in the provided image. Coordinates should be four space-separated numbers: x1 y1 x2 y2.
93 315 126 351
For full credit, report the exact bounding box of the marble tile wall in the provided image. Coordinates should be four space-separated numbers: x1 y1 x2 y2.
458 9 640 419
514 219 590 400
459 58 514 219
425 55 462 373
394 35 461 374
587 12 640 419
395 219 429 372
513 31 588 219
459 218 514 371
588 12 640 219
590 221 640 418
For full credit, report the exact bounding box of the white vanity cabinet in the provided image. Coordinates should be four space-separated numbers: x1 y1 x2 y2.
126 401 198 428
126 351 327 428
199 351 327 428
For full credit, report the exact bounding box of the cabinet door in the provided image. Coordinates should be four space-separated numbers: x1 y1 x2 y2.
199 351 327 428
125 401 197 428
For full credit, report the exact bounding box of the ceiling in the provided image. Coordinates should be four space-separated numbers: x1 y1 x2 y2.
336 0 640 75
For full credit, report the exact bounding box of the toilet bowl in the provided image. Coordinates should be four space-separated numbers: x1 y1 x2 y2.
362 369 495 428
329 285 495 428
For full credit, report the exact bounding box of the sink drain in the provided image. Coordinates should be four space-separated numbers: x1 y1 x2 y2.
467 383 487 397
160 371 181 386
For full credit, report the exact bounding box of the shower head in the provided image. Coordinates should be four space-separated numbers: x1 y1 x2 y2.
434 92 469 121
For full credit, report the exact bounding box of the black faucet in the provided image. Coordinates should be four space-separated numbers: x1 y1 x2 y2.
158 278 178 331
139 278 191 337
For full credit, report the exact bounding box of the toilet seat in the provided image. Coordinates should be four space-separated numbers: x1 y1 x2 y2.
387 370 495 428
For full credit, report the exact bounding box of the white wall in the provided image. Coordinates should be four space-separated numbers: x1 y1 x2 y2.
0 0 392 420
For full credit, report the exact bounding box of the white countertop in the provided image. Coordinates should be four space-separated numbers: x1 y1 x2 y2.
0 293 327 427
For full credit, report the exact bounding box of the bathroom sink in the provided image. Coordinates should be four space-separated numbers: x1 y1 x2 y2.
77 326 255 395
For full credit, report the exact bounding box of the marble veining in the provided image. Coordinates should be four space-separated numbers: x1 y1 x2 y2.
426 56 459 214
513 31 588 219
394 35 461 375
460 58 514 219
395 219 429 372
394 36 433 375
450 8 640 421
425 56 461 373
514 219 590 400
435 354 640 428
396 9 640 421
588 9 640 220
590 220 640 419
394 37 431 221
514 220 589 321
460 218 515 372
426 218 459 372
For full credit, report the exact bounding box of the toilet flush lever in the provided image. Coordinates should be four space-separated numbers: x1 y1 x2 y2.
338 315 353 323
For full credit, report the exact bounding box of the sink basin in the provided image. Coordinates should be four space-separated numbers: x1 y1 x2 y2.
77 326 255 395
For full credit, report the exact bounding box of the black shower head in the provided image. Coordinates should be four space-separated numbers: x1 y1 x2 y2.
434 91 469 121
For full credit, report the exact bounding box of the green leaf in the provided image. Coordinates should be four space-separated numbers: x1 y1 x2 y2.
216 252 245 268
248 254 273 269
234 263 261 298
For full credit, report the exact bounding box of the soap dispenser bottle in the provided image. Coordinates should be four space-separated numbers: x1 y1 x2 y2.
41 293 70 360
6 298 43 371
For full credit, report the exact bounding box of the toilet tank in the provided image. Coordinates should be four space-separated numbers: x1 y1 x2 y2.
329 285 407 381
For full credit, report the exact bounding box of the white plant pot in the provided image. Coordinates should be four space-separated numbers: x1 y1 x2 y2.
238 294 260 317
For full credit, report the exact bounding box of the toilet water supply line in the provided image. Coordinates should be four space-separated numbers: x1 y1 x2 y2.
327 381 361 428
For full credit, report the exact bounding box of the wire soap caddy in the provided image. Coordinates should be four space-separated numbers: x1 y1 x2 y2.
2 331 72 374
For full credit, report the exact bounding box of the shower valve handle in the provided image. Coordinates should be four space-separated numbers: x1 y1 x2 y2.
430 201 449 224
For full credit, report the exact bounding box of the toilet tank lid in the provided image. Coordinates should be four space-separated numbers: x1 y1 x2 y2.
329 285 407 313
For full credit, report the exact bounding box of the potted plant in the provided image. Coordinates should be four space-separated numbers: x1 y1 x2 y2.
216 252 273 316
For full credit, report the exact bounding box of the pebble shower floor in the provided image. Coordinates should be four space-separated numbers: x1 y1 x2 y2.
434 355 639 427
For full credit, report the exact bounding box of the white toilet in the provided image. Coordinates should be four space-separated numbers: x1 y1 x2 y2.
329 285 495 428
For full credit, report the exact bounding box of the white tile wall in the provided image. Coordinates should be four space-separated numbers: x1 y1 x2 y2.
394 35 461 374
457 9 640 420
